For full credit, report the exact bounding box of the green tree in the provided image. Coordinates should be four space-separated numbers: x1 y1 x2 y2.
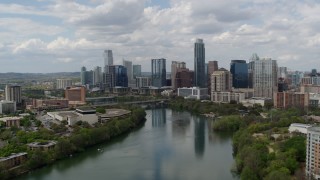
96 107 106 114
240 166 259 180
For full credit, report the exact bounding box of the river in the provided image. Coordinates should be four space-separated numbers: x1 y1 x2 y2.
18 108 237 180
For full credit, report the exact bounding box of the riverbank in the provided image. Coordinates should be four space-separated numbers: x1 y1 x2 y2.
212 108 309 179
169 98 310 179
0 106 146 180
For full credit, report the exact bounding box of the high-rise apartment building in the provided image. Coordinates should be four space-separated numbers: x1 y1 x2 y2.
211 68 232 92
93 66 102 85
151 58 166 88
274 92 309 109
230 60 248 88
306 127 320 179
171 61 186 89
252 57 278 99
208 61 218 76
194 39 205 88
133 65 142 78
123 60 133 82
80 66 87 85
5 85 22 104
56 79 73 89
103 50 113 67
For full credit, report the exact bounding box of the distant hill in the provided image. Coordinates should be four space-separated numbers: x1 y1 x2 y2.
0 72 80 83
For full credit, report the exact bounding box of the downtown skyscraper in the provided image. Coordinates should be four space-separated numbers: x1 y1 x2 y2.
103 50 113 71
151 58 166 88
194 39 206 88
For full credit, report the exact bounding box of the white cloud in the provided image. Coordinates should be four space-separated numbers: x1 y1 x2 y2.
1 0 320 72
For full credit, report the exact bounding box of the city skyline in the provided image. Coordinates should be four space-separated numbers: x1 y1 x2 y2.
0 0 320 73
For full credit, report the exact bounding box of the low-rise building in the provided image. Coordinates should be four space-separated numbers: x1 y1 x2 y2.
27 141 57 151
0 117 22 127
47 107 98 126
0 100 16 114
0 152 27 169
211 92 245 103
27 99 69 110
178 87 208 100
310 93 320 107
241 97 272 107
274 92 309 109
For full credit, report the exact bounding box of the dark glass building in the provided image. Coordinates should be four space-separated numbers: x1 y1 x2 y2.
151 58 166 88
114 65 128 87
194 39 205 88
230 60 248 88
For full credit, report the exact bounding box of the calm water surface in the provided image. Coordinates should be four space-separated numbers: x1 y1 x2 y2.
19 108 237 180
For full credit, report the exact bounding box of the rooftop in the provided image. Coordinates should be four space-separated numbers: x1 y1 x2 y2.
0 117 22 122
0 152 27 162
100 109 131 118
27 141 57 148
308 126 320 133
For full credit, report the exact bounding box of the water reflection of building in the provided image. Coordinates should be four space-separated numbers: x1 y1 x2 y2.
171 111 190 137
152 108 166 127
193 116 205 158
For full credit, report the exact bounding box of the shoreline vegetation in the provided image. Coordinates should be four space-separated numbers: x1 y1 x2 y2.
169 97 314 179
0 106 146 180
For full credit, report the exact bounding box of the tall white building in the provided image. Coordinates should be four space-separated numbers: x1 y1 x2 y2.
56 79 73 89
5 85 22 104
252 57 278 99
103 50 113 67
306 127 320 179
123 60 133 83
93 66 102 85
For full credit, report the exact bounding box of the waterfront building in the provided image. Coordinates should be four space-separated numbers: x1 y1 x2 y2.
5 85 22 105
65 86 86 105
28 141 57 151
104 50 113 66
177 87 208 100
230 60 248 88
194 39 206 88
0 100 16 114
274 92 309 109
133 65 142 78
306 127 320 179
56 79 73 89
252 57 278 99
0 152 27 169
151 58 166 88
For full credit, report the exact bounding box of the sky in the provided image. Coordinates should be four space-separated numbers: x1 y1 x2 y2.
0 0 320 73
